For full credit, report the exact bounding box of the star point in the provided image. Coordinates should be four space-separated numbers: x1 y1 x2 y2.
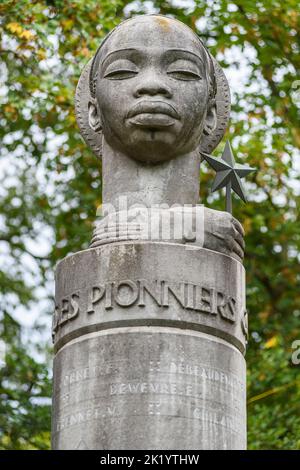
202 140 256 214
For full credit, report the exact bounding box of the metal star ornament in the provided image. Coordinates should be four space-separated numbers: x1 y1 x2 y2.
202 140 256 214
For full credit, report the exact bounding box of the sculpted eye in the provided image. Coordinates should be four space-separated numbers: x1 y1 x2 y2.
103 59 138 80
167 60 202 81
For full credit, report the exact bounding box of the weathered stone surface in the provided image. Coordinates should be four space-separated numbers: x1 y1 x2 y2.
76 17 231 160
52 243 247 449
77 15 229 209
53 243 247 354
91 206 245 262
52 327 246 450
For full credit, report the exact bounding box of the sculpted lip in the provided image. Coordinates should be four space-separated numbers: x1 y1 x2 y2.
127 100 180 120
128 113 176 127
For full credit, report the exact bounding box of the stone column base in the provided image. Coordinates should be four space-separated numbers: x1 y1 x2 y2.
52 242 247 450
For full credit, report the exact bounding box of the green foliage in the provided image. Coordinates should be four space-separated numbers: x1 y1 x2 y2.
0 313 52 449
0 0 299 449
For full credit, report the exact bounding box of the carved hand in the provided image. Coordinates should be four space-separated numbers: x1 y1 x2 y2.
203 207 245 262
91 206 245 262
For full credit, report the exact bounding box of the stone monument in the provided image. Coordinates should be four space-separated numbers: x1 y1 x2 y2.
52 15 249 450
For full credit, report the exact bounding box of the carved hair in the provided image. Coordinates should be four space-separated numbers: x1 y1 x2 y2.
89 15 217 102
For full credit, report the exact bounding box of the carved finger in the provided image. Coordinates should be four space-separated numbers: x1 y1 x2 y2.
231 238 244 260
212 231 226 242
233 226 245 251
232 217 245 237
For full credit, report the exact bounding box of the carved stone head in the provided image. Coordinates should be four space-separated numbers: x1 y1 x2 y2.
76 15 231 164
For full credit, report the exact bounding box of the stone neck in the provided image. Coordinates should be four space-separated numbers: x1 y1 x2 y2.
102 141 200 212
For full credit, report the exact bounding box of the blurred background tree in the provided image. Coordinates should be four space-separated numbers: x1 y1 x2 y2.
0 0 299 449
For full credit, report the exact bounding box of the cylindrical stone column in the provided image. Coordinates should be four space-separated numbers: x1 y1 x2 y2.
52 242 247 449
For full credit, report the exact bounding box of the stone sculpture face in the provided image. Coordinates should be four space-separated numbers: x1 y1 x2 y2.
88 16 217 163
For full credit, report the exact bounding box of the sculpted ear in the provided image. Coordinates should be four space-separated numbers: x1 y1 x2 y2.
203 98 217 136
88 98 102 132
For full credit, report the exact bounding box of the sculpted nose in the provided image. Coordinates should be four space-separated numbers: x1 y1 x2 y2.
133 72 172 99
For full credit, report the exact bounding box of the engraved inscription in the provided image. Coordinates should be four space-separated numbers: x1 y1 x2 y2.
53 278 242 338
55 400 243 435
110 381 194 397
193 408 240 434
56 405 116 432
169 361 244 394
58 361 244 396
53 332 246 446
52 291 80 339
56 361 244 418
